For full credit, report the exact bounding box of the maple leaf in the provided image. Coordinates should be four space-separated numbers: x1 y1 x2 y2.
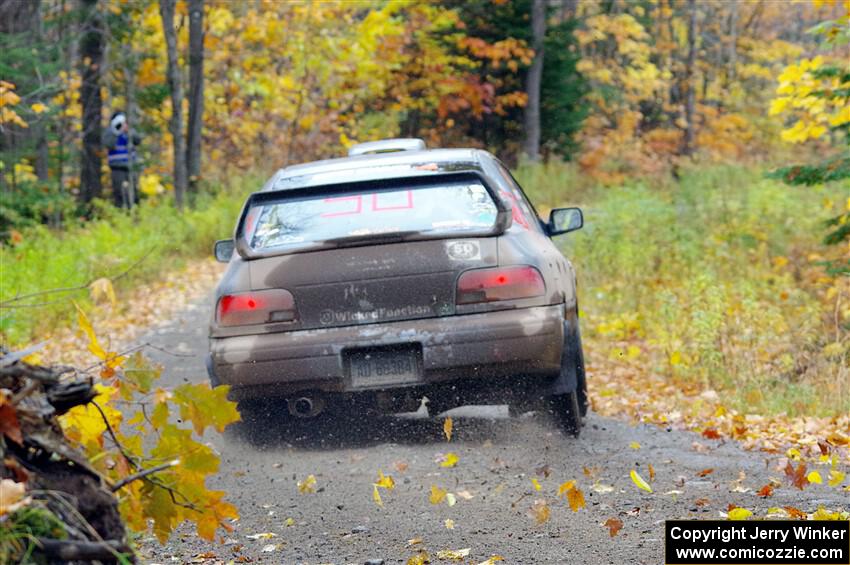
528 499 551 524
828 469 846 487
436 548 470 560
566 484 586 512
757 484 775 497
430 484 447 505
60 384 122 448
440 452 459 468
536 464 552 478
784 506 808 520
630 470 652 493
444 518 455 529
702 428 721 439
89 277 117 308
173 383 241 435
697 468 714 477
407 550 430 565
74 302 127 374
603 517 623 537
0 399 23 446
443 417 453 442
558 480 576 497
784 461 808 490
375 470 395 490
297 474 317 494
728 507 753 521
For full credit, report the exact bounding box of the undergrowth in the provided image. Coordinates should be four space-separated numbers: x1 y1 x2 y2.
518 163 849 417
0 178 256 345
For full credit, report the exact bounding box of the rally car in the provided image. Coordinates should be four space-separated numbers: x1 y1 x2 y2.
208 139 588 435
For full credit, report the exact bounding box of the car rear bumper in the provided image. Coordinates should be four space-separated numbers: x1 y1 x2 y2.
209 304 564 400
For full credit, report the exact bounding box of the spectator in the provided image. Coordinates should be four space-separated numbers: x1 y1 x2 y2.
102 111 141 208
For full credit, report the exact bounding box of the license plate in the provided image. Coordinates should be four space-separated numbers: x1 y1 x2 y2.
348 347 421 388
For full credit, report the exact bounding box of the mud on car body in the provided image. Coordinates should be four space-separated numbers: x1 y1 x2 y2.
208 139 588 434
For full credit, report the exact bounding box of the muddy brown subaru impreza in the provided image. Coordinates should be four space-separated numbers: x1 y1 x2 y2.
208 139 588 434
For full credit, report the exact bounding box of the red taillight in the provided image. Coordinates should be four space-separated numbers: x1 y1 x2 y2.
216 289 296 326
456 266 545 305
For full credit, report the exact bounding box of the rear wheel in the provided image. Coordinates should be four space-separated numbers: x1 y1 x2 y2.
573 326 589 417
548 316 587 436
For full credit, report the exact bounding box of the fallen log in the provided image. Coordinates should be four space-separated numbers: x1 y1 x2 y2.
0 348 133 563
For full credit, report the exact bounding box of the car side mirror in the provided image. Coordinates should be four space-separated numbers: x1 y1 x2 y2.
547 207 583 236
214 239 235 263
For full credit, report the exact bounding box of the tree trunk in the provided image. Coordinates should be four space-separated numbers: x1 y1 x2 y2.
726 0 738 87
186 0 204 202
78 0 104 204
159 0 188 209
681 0 697 156
522 0 546 162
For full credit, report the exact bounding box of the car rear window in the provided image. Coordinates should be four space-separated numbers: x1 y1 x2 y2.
246 180 498 252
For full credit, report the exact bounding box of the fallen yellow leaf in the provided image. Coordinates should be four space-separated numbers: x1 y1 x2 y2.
444 518 455 530
566 484 586 512
436 548 470 560
557 480 576 497
528 499 550 524
630 470 652 493
807 471 823 484
372 484 383 506
828 470 846 487
407 551 430 565
629 441 641 450
531 477 542 491
440 453 459 468
430 484 447 505
444 417 453 442
375 470 395 490
728 507 753 521
477 557 504 565
297 474 317 494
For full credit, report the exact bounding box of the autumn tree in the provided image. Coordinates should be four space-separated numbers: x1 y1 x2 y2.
523 0 545 161
158 0 187 209
186 0 204 199
769 0 850 251
78 0 104 204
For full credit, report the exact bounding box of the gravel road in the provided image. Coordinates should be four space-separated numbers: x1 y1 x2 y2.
138 296 845 565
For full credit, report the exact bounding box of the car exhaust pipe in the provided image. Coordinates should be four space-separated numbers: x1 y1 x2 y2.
288 396 323 418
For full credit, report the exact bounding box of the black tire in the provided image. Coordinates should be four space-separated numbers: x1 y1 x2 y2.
572 326 589 417
549 390 582 437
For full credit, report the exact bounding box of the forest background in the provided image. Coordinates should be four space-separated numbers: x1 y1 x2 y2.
2 0 848 412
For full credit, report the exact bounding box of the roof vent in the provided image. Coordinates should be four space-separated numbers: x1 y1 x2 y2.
347 138 426 157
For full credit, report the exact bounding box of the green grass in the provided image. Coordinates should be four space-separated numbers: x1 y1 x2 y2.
0 179 255 345
518 162 849 417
